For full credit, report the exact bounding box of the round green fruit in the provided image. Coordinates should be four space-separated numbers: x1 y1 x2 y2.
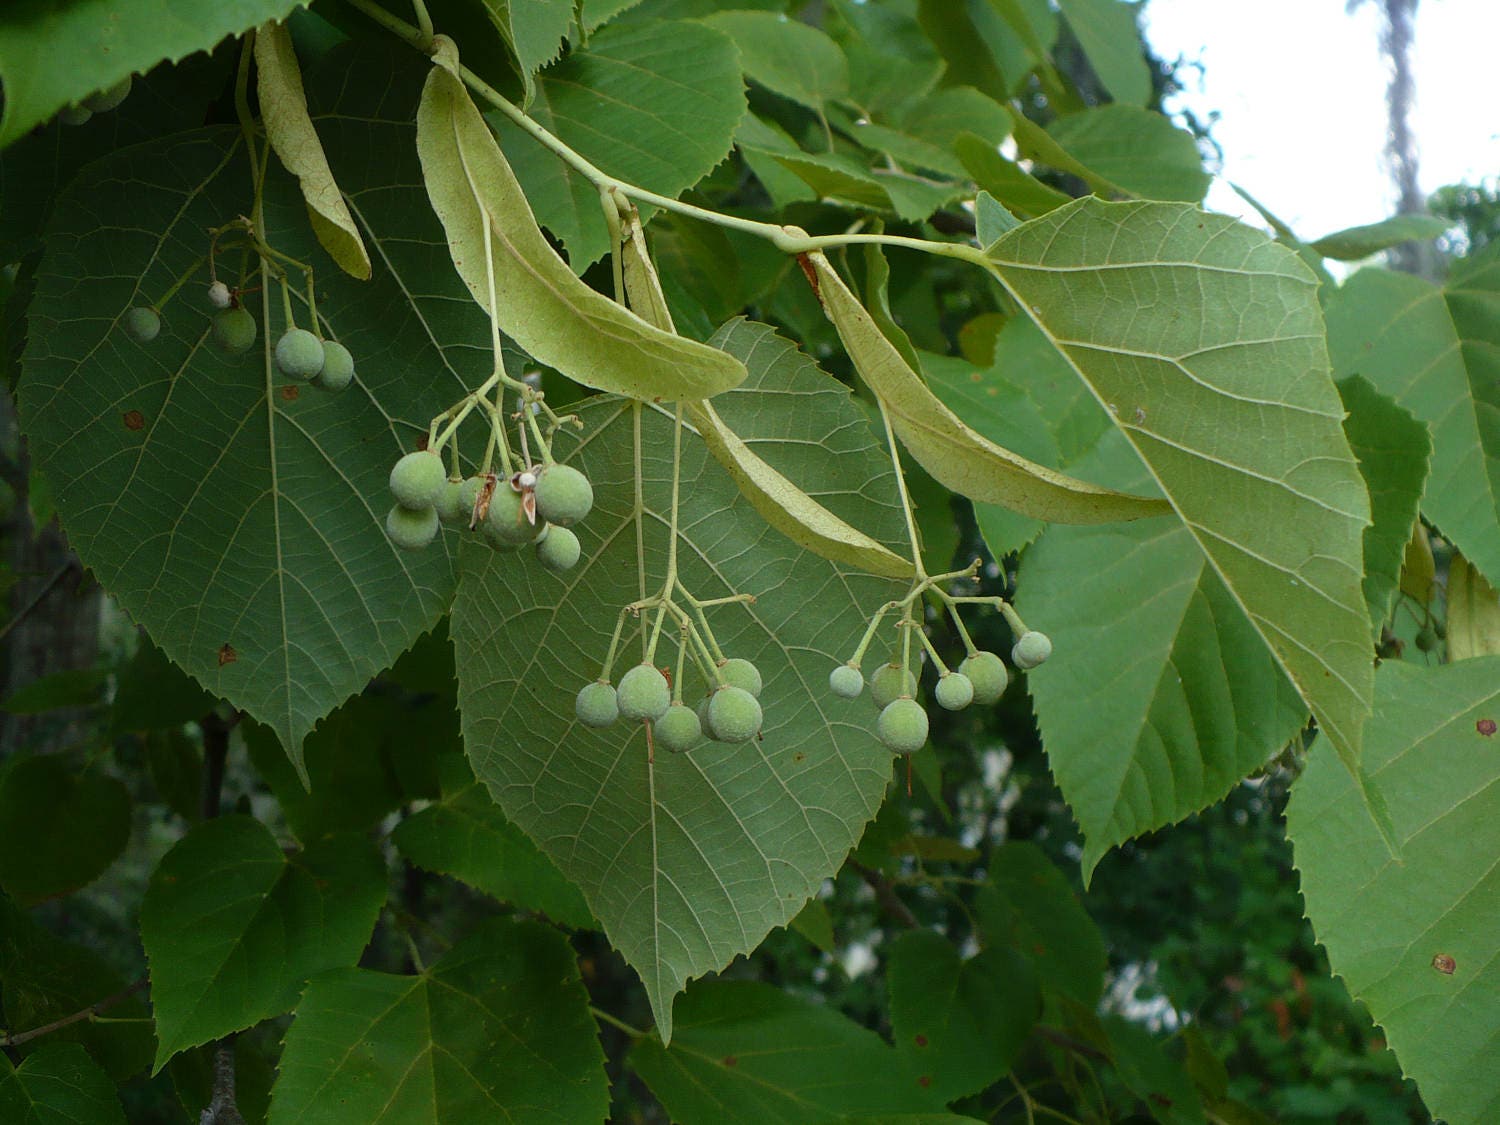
1415 626 1439 652
122 306 160 343
708 686 762 744
385 504 438 551
275 328 325 381
455 477 486 527
84 76 132 113
1011 630 1053 670
869 662 917 710
484 483 543 546
575 681 619 728
617 664 671 722
435 479 467 525
315 340 355 391
534 464 594 526
877 698 929 755
211 308 257 354
654 703 702 753
536 525 581 574
959 651 1007 705
829 664 864 700
58 104 93 127
696 696 718 740
717 657 762 697
389 450 445 510
934 671 974 711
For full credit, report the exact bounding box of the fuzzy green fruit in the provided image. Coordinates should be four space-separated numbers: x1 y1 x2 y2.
575 681 619 728
385 504 438 551
959 651 1007 705
536 525 581 574
84 76 132 113
58 105 93 127
534 464 594 526
211 308 257 354
315 340 355 390
708 686 762 744
455 477 486 527
484 483 543 546
877 698 928 755
869 662 917 710
275 328 325 380
389 450 445 510
435 479 467 525
122 306 160 343
617 664 671 722
696 696 718 740
829 664 864 700
717 657 762 697
934 671 974 711
1011 630 1052 670
654 703 702 753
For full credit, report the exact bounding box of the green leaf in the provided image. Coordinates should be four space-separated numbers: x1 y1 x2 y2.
849 88 1012 179
1309 214 1451 261
483 0 574 101
833 0 944 116
1042 106 1210 202
0 0 302 148
109 640 218 734
986 198 1375 787
974 842 1106 1006
1017 437 1309 878
974 192 1021 248
394 755 596 929
0 757 130 905
809 252 1171 525
764 151 964 223
1446 552 1500 660
0 895 154 1080
420 48 744 401
0 1045 125 1125
141 816 386 1069
254 20 371 280
1336 376 1431 637
0 669 106 714
956 133 1074 219
452 340 910 1041
1287 658 1500 1125
698 11 849 113
20 49 487 767
629 981 945 1122
787 898 835 952
1326 256 1500 587
493 18 747 270
690 320 915 579
268 918 609 1124
1054 0 1152 106
735 114 819 209
887 930 1039 1101
1102 1017 1206 1124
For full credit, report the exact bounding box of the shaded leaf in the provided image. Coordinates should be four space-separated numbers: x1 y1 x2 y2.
1103 1017 1206 1124
956 132 1072 219
787 898 835 952
1336 376 1431 637
849 88 1012 179
698 11 848 112
1310 214 1450 261
986 198 1374 786
0 0 301 147
141 816 385 1069
0 1045 125 1125
887 930 1039 1101
809 251 1170 524
452 354 909 1039
1446 552 1500 660
629 981 945 1122
493 18 747 269
765 151 964 223
0 757 130 905
109 639 218 734
1055 0 1151 106
1042 106 1209 202
268 918 608 1124
20 49 487 766
1287 658 1500 1125
0 670 106 714
254 20 371 279
418 48 745 401
1401 519 1437 607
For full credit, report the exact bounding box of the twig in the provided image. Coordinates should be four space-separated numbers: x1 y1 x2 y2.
198 713 245 1124
201 1036 245 1125
0 978 147 1048
846 857 918 929
0 561 77 643
1035 1024 1109 1063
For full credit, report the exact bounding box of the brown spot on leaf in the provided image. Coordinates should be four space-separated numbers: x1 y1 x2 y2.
917 1075 931 1088
721 1056 737 1068
1149 1093 1174 1108
1478 719 1496 737
280 385 299 401
217 643 238 667
1433 954 1456 975
913 1034 928 1048
793 751 806 763
122 409 144 431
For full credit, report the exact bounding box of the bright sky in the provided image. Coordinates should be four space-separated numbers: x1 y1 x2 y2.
1143 0 1500 242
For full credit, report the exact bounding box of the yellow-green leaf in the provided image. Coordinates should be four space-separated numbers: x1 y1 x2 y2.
253 22 371 280
1401 520 1436 606
807 252 1170 524
415 45 746 401
1447 551 1500 661
619 201 676 333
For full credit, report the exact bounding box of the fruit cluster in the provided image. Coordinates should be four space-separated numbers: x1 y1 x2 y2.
576 654 765 754
56 75 133 128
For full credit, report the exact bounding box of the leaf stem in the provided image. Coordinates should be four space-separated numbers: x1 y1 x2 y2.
875 395 925 579
0 979 147 1048
589 1005 646 1039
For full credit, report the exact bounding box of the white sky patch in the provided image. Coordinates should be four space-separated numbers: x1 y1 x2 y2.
1144 0 1500 241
